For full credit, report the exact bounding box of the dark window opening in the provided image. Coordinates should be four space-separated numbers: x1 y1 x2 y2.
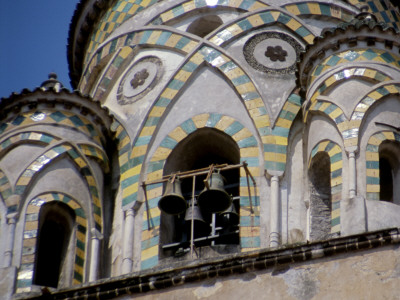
380 156 393 202
379 140 400 203
33 202 75 288
159 128 240 257
186 15 223 38
309 152 332 241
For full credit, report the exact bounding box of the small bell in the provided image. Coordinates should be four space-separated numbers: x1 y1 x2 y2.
158 177 187 215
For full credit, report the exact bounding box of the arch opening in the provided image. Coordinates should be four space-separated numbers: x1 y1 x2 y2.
33 201 76 288
309 152 331 241
160 128 240 258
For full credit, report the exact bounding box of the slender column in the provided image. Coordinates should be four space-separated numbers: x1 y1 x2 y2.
122 208 135 274
348 151 357 198
89 228 102 282
4 214 17 267
269 175 280 248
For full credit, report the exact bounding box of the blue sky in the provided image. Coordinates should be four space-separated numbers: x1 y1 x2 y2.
0 0 80 98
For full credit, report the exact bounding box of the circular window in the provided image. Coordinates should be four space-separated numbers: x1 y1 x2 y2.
243 32 303 74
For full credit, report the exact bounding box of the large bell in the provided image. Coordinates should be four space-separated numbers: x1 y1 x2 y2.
198 172 232 213
158 177 187 215
185 203 210 239
219 203 239 225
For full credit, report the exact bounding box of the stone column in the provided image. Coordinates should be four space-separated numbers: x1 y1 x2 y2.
348 150 357 198
4 214 17 267
122 208 135 274
270 175 280 248
89 228 102 282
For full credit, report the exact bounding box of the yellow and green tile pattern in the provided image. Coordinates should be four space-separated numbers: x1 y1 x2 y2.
120 45 302 213
309 140 343 234
348 0 400 30
308 67 392 106
16 192 87 293
0 111 103 145
366 131 400 200
283 2 354 22
14 143 103 232
310 49 400 86
208 9 315 46
309 83 400 148
150 0 268 25
141 113 260 269
81 29 198 93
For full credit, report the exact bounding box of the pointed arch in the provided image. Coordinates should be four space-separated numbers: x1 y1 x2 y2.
347 82 400 148
140 113 261 269
0 111 103 145
14 143 102 232
81 29 199 91
366 131 400 201
309 140 343 234
208 8 316 46
309 67 393 104
16 192 87 293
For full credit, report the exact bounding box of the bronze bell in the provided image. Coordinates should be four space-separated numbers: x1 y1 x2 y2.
158 177 187 215
219 203 239 225
185 202 210 239
198 172 232 213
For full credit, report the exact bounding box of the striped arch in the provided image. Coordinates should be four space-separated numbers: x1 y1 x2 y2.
86 0 160 63
310 49 400 85
151 1 354 26
14 143 102 232
121 45 270 209
16 192 87 293
111 120 132 177
140 113 261 269
0 132 59 155
208 9 315 46
283 2 354 22
366 131 400 200
0 111 103 145
309 67 393 104
264 93 302 172
78 144 110 173
348 83 400 147
82 29 199 90
150 0 268 25
0 170 12 210
309 140 343 234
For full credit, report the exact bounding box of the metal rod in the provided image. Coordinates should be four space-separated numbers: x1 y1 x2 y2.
142 183 152 230
243 162 255 213
190 175 195 259
143 163 243 186
211 214 216 246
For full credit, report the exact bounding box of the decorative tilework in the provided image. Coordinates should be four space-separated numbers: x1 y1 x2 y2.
310 50 400 86
150 0 268 25
264 93 302 173
119 44 302 212
0 111 102 145
309 83 400 148
346 0 400 31
309 140 343 234
78 144 110 173
208 10 315 46
309 68 392 105
140 113 260 269
14 143 102 232
366 131 400 200
81 29 198 93
283 2 354 22
85 0 160 65
121 46 269 210
0 170 12 209
16 192 87 293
